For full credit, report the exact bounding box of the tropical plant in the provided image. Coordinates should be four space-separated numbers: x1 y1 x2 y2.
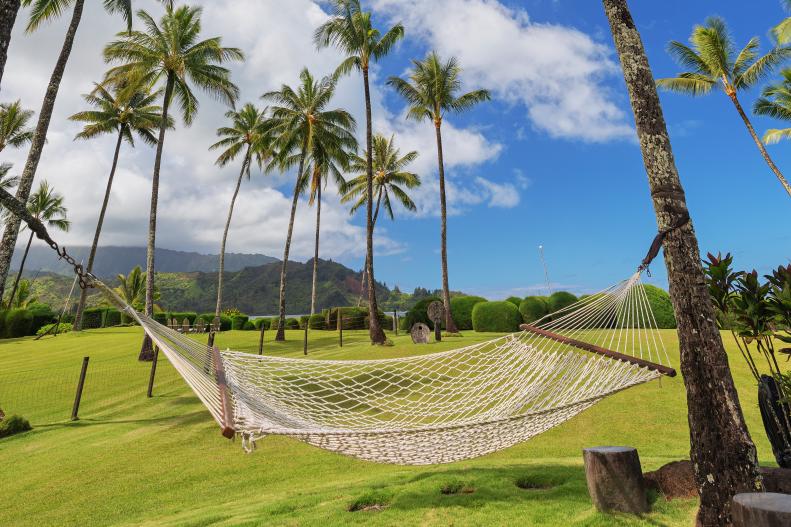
388 51 490 333
753 68 791 144
6 180 69 308
341 133 420 305
69 81 169 331
104 4 242 358
0 163 18 192
0 100 34 152
114 265 150 311
262 68 355 341
315 0 404 344
773 0 791 46
657 16 791 197
209 103 270 318
603 1 761 522
6 278 35 309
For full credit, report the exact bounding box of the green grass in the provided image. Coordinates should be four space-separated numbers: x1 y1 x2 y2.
0 327 776 526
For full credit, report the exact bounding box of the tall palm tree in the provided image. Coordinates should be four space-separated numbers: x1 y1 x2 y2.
388 52 490 333
262 68 356 341
209 103 270 318
0 0 135 304
753 68 791 144
0 100 34 152
114 265 147 311
341 133 420 305
68 82 169 332
314 0 404 344
104 5 242 359
657 17 791 197
0 163 18 191
602 1 761 524
6 180 69 308
0 0 21 87
773 0 791 46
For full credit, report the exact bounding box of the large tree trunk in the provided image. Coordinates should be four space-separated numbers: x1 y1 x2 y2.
0 0 20 87
215 148 249 317
310 183 321 317
602 1 761 525
727 91 791 198
139 73 174 361
0 0 84 303
434 121 458 333
74 129 124 331
363 67 385 344
275 145 307 341
356 190 382 307
6 230 32 308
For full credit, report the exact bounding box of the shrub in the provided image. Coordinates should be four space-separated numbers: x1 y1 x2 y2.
242 320 256 330
299 315 310 329
5 309 33 338
152 312 168 325
82 307 105 329
472 301 522 332
231 314 249 330
450 296 487 330
169 312 197 324
519 297 549 324
327 307 369 330
27 303 56 334
403 297 442 330
548 291 578 314
308 313 326 330
285 318 300 330
253 317 270 330
505 296 522 307
36 322 73 336
0 415 32 438
642 284 676 329
0 310 7 337
102 308 122 327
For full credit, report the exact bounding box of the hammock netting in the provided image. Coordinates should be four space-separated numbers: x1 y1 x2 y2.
92 271 674 465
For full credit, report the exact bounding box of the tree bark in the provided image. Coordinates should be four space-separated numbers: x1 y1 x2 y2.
310 183 321 318
0 0 20 88
727 91 791 198
73 129 124 331
357 190 382 307
6 229 32 308
139 73 174 361
434 121 458 333
363 67 385 344
0 0 83 303
215 147 250 318
583 446 649 514
601 1 762 525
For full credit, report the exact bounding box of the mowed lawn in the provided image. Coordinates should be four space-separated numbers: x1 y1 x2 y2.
0 326 776 527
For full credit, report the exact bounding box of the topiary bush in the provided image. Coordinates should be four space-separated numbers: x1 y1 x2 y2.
642 284 677 329
505 296 522 307
450 296 487 330
152 312 168 325
285 318 300 330
102 308 122 327
231 314 249 330
299 315 310 329
253 317 270 330
404 297 442 330
242 320 255 330
5 309 33 338
169 312 197 324
0 414 32 438
308 313 326 330
82 307 105 329
548 291 578 314
27 303 56 334
472 301 522 332
519 297 549 324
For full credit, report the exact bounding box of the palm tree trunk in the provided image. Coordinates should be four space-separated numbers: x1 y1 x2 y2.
602 1 761 525
434 121 458 333
0 0 20 87
275 144 308 342
215 147 250 318
307 184 322 355
6 230 32 308
139 73 175 361
363 67 385 344
728 91 791 198
73 129 124 331
357 190 382 307
0 0 84 304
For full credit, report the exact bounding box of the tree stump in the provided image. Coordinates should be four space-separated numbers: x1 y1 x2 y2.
732 493 791 527
583 446 649 514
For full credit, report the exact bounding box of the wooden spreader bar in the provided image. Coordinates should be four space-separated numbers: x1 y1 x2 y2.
212 346 236 438
519 324 677 377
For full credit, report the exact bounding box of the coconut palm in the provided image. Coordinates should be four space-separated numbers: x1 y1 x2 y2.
774 0 791 46
341 134 420 305
68 82 169 331
7 278 36 309
104 5 242 359
314 0 404 344
657 17 791 197
0 163 18 192
6 180 69 308
388 52 490 333
262 68 356 341
754 68 791 145
0 100 34 152
0 0 136 303
209 103 271 318
114 265 146 311
0 0 21 87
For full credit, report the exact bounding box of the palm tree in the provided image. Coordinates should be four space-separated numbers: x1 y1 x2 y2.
104 5 242 359
602 1 761 523
114 265 147 311
774 0 791 45
0 100 34 152
68 82 169 332
0 0 135 304
657 17 791 197
314 0 404 344
7 278 35 309
0 163 18 191
753 68 791 144
388 52 490 333
0 0 21 87
262 68 356 341
6 180 69 308
209 103 270 318
341 133 420 306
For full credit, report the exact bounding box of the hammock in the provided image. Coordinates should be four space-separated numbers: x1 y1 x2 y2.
92 272 675 466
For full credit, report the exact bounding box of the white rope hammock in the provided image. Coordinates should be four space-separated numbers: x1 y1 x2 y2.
93 272 675 465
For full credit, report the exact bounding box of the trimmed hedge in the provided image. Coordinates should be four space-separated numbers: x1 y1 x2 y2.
82 307 105 329
285 318 300 330
27 303 56 334
153 312 168 325
403 297 442 330
242 320 256 330
449 296 487 330
253 318 270 330
197 313 232 331
519 297 549 323
169 312 197 324
472 301 522 333
103 308 122 327
642 284 677 329
548 291 578 313
308 314 326 330
5 309 33 338
505 296 522 307
231 315 249 330
326 307 371 330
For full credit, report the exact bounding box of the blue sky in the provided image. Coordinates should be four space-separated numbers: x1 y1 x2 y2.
2 0 789 300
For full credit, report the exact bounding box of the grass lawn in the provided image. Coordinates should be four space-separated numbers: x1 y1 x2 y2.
0 326 776 526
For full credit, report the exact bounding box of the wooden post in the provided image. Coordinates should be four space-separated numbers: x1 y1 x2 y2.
71 356 89 421
258 324 265 355
338 308 343 348
303 324 308 355
146 347 159 398
394 311 399 336
435 323 442 342
207 331 215 348
732 493 791 526
583 446 649 514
